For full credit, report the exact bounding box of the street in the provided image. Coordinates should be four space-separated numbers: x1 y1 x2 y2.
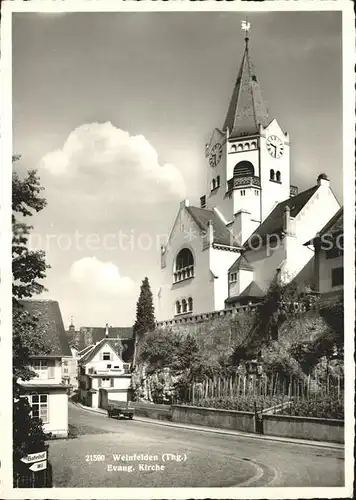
48 403 344 488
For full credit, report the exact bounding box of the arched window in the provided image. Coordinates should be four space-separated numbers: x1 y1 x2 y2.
231 145 237 152
270 169 275 180
176 301 181 315
216 175 220 187
212 178 216 190
237 144 243 152
182 299 187 313
244 143 250 151
276 171 281 182
188 297 193 312
233 161 254 177
174 248 194 283
251 141 257 149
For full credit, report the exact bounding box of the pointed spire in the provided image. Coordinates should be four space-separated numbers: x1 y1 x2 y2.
223 23 270 138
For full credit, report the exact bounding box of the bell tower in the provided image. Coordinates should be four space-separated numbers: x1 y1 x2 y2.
203 21 291 244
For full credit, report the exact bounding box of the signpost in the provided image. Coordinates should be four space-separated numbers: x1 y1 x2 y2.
29 460 47 472
20 450 47 465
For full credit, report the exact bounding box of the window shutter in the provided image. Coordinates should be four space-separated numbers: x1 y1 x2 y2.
110 378 114 387
48 360 55 379
98 378 102 388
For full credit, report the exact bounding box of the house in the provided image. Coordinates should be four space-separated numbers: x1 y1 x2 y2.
17 300 72 438
304 207 343 299
78 325 132 409
61 345 79 391
156 27 341 321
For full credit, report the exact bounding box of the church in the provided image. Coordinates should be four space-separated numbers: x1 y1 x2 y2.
156 26 340 322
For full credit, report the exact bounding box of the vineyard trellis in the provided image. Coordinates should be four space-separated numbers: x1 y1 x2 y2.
176 373 344 409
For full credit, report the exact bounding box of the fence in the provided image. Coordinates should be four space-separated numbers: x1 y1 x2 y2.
180 373 344 408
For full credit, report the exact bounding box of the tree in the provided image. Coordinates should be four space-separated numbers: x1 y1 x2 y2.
133 277 155 340
12 159 49 299
12 157 51 479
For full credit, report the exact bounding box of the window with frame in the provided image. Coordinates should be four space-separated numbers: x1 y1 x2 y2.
230 272 238 283
240 190 246 196
174 248 194 283
188 297 193 312
331 267 343 287
29 394 48 424
102 352 111 361
33 360 48 379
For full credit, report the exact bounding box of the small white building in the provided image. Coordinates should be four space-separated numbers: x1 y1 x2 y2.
17 300 72 438
78 326 132 409
305 207 343 298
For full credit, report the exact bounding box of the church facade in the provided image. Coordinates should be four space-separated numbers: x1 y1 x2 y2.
156 33 340 322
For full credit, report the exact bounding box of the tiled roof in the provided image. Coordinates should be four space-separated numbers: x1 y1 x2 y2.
79 337 132 365
244 185 318 248
223 38 270 138
18 300 71 357
79 326 133 344
186 206 241 248
229 254 254 273
239 281 265 298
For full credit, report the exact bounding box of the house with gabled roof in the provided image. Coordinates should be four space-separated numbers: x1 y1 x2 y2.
78 325 132 408
304 207 343 299
17 299 72 438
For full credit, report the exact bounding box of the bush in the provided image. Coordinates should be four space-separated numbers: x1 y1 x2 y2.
280 394 344 419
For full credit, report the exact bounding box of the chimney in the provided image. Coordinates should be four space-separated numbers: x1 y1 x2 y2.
105 323 109 337
283 205 290 235
317 173 330 187
208 219 214 245
180 199 190 209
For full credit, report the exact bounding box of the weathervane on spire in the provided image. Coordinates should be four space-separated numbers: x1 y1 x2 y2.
241 18 251 46
241 19 251 33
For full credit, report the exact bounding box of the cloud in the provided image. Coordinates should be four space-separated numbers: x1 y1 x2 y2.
69 256 136 295
40 122 186 203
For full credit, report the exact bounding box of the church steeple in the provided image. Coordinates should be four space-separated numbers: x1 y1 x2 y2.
223 23 270 138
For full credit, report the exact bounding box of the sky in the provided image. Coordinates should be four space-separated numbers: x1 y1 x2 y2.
12 10 342 328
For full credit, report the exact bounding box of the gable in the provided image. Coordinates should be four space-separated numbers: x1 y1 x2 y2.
80 338 125 365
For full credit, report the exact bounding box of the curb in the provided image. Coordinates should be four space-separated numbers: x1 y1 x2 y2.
70 401 343 450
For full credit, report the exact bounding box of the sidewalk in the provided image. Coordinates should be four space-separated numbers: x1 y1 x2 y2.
70 400 344 450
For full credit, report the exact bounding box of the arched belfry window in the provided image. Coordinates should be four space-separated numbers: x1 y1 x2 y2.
276 171 281 182
174 248 194 283
233 161 254 177
176 301 181 315
270 169 275 181
182 299 187 313
188 297 193 312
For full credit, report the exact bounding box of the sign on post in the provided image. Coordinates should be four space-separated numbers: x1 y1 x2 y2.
29 460 47 472
20 450 47 464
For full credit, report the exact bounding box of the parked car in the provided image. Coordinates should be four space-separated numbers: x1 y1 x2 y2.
107 400 134 420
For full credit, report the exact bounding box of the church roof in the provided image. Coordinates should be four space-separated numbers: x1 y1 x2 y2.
244 185 318 248
229 254 254 273
304 207 343 245
18 299 72 357
223 37 270 138
186 206 241 248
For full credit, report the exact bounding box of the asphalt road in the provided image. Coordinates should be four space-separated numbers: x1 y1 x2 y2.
48 403 344 488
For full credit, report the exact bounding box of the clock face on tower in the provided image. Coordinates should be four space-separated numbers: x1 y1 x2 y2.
266 135 284 159
209 143 223 168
